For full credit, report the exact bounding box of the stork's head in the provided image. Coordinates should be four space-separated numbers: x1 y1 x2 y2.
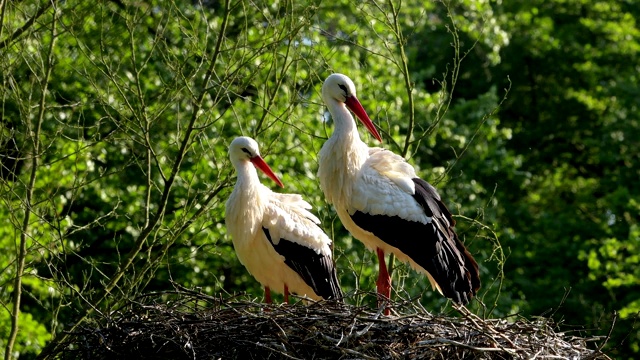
229 136 284 187
322 74 382 142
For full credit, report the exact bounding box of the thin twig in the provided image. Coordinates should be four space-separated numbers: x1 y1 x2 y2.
0 0 55 51
5 4 57 360
49 292 609 360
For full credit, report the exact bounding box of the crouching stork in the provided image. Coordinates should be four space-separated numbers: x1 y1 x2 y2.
225 136 343 303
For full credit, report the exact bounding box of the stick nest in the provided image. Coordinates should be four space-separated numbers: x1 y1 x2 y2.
53 290 611 359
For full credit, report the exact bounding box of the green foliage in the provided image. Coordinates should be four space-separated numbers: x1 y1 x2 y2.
1 0 639 358
0 309 49 358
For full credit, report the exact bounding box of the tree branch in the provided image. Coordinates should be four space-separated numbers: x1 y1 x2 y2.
0 0 55 52
5 5 57 360
37 0 233 358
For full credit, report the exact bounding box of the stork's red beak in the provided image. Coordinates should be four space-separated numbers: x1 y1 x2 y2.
250 156 284 188
344 95 382 142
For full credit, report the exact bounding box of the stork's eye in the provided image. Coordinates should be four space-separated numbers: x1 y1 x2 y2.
241 148 252 156
338 84 348 96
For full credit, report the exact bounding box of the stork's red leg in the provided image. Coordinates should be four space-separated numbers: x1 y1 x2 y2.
376 248 392 298
284 285 290 304
376 248 392 315
265 286 272 304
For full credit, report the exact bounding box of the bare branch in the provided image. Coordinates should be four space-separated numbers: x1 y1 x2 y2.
0 0 55 51
5 4 57 360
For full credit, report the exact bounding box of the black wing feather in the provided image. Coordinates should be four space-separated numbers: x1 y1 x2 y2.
350 178 480 304
262 227 343 301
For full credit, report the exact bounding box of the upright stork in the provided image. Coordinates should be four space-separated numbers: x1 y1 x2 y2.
225 136 342 303
317 74 480 311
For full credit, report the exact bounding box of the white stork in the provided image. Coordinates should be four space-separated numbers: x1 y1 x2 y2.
318 74 480 311
225 136 343 303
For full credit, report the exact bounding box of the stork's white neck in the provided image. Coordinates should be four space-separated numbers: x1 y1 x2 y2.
318 98 369 208
233 159 260 188
231 160 268 208
226 160 267 240
330 100 358 134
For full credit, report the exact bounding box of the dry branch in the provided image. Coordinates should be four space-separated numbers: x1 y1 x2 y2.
50 291 611 360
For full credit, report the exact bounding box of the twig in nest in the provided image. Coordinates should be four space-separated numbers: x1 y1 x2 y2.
50 290 612 360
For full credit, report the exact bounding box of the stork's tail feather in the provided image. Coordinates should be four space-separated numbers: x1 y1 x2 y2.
263 227 343 301
412 178 481 304
435 230 481 304
326 268 344 302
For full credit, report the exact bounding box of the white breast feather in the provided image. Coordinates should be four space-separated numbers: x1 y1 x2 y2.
225 184 266 246
318 142 346 205
319 132 368 207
